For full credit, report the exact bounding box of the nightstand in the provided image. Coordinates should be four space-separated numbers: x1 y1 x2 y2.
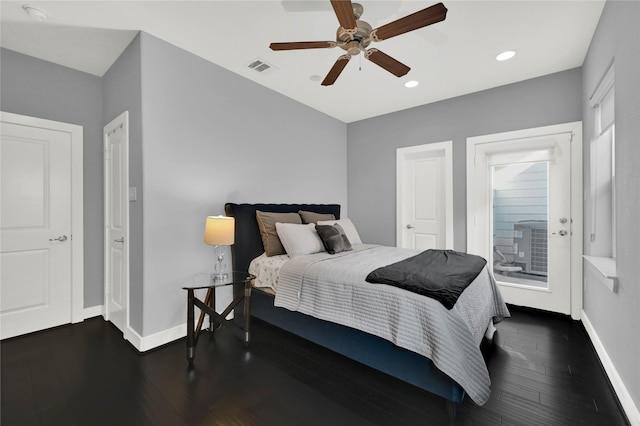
182 271 255 363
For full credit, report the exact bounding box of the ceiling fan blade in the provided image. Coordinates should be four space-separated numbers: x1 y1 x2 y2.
330 0 357 30
270 41 336 51
321 55 351 86
372 2 447 41
365 49 410 77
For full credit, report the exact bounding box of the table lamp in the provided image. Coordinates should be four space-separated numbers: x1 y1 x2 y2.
204 216 235 281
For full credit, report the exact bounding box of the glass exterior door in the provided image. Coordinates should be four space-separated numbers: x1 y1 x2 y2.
469 130 572 314
492 162 549 289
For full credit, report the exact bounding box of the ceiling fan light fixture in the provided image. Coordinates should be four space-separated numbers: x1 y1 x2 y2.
270 1 447 85
404 80 419 88
496 50 516 61
22 4 48 21
344 40 362 56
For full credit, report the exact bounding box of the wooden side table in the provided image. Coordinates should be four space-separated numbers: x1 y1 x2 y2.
182 271 255 363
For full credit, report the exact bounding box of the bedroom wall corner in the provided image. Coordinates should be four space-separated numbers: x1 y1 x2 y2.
102 32 144 335
136 32 347 338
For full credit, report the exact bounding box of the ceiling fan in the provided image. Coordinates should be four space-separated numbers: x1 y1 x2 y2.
269 0 448 86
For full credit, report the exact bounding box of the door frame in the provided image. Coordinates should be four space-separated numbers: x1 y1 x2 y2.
466 122 583 319
1 111 84 324
103 111 131 339
396 141 454 249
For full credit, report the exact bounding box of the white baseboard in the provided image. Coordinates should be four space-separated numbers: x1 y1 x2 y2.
83 305 103 320
81 308 211 353
135 323 185 352
125 317 211 353
122 326 143 350
82 305 204 353
582 311 640 426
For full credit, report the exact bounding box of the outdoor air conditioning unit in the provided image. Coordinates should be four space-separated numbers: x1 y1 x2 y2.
513 220 548 276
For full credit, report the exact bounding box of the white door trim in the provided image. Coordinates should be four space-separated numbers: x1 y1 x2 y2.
1 111 84 324
103 111 131 341
466 122 583 319
397 141 454 249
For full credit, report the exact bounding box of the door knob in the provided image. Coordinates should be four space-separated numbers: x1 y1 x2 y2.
114 237 124 243
406 224 415 229
558 230 568 236
49 235 68 242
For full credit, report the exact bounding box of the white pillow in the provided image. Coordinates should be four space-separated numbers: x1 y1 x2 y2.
317 218 362 244
275 222 325 257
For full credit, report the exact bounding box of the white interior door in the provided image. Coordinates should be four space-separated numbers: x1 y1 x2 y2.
397 142 453 250
468 132 573 314
1 116 79 339
104 112 129 335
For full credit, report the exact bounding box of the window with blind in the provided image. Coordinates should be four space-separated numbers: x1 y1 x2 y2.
588 63 615 259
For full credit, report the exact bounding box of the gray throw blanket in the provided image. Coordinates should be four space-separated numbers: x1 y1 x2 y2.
366 249 487 309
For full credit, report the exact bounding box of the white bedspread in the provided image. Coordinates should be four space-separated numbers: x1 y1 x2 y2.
273 244 510 405
249 253 289 292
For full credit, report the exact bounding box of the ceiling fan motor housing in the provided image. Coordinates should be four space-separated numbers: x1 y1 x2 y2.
336 19 372 55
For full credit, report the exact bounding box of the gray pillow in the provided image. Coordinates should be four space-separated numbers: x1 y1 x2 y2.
298 210 336 224
256 211 302 256
315 224 352 254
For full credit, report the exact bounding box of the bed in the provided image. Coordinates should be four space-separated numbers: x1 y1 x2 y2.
224 203 509 406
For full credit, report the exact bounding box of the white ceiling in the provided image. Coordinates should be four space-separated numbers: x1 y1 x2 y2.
0 0 605 123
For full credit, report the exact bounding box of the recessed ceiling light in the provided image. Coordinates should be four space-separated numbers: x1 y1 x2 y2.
404 80 419 88
496 50 516 61
22 4 48 21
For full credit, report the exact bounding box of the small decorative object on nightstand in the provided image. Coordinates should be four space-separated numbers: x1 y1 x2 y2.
203 215 235 281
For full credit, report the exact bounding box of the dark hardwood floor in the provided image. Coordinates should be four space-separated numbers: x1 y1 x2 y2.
1 306 630 426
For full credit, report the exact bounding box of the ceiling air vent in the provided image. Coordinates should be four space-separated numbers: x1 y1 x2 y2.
247 59 276 74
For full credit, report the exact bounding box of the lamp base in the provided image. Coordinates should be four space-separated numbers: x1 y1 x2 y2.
212 248 229 282
212 272 229 282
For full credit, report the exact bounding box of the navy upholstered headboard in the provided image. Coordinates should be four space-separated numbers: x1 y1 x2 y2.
224 203 341 274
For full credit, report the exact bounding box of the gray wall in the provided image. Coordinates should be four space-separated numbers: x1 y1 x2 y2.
347 68 583 250
102 34 144 333
0 48 105 308
136 33 347 336
582 0 640 410
1 32 347 338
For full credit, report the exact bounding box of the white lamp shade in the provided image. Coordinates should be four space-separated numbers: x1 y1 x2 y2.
204 216 235 245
